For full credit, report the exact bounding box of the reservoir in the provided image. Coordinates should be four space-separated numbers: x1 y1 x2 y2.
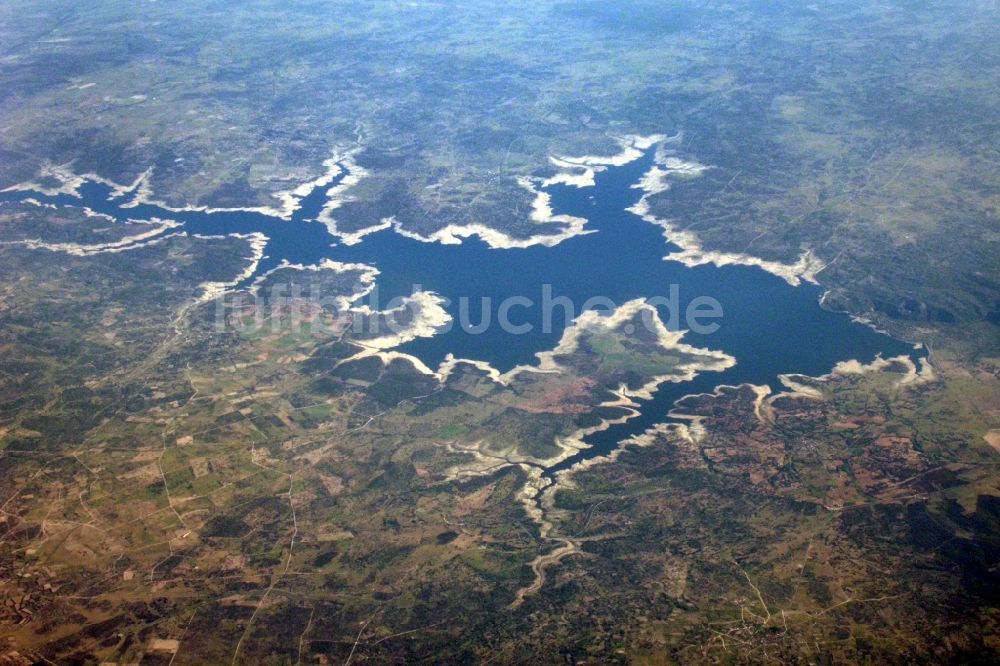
1 149 919 471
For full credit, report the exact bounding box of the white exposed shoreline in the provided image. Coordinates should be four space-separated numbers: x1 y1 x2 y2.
440 301 735 481
315 151 382 244
0 210 183 257
775 353 936 401
531 302 739 500
515 348 936 602
5 131 821 272
247 260 452 376
4 154 347 222
387 176 594 250
435 299 735 606
543 133 676 188
3 134 937 609
195 232 270 303
598 353 936 479
626 149 826 287
7 132 829 284
120 156 345 220
362 134 674 250
249 257 381 312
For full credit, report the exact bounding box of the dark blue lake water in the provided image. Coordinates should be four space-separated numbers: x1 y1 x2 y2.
2 151 919 472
